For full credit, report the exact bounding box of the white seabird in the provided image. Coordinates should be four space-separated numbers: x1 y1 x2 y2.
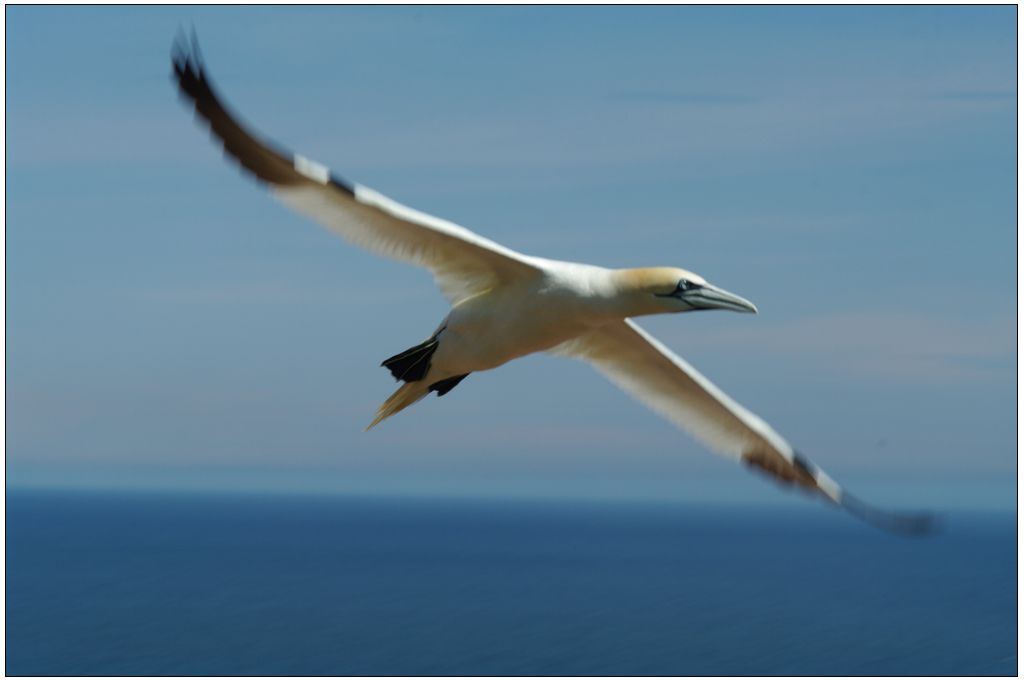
172 37 935 534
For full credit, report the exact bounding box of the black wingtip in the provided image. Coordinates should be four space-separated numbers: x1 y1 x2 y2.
168 30 357 193
171 26 206 92
840 493 942 537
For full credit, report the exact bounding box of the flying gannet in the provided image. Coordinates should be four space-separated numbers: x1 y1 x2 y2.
172 37 935 534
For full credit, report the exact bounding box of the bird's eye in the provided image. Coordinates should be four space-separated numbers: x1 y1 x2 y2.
677 279 691 291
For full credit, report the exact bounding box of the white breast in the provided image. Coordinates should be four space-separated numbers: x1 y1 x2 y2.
434 263 613 374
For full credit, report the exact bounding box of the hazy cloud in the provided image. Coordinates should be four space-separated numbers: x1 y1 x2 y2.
609 90 761 106
664 311 1014 384
924 89 1016 102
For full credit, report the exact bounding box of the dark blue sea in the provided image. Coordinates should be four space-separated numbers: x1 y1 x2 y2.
6 489 1016 676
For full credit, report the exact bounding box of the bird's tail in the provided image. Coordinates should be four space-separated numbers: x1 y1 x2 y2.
366 382 430 431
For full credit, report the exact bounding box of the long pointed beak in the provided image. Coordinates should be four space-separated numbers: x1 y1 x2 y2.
682 283 758 314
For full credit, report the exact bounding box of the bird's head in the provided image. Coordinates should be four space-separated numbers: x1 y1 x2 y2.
611 267 758 316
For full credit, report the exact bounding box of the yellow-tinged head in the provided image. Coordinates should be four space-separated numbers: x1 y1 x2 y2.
610 267 758 317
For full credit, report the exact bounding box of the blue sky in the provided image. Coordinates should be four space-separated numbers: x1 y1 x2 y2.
7 6 1016 511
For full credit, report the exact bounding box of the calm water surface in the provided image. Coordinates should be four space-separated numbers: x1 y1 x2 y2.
6 489 1016 675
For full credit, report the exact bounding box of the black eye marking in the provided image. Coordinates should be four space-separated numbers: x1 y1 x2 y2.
677 279 702 292
655 278 701 298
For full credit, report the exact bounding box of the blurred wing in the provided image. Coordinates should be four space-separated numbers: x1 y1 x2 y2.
554 319 936 535
172 37 539 304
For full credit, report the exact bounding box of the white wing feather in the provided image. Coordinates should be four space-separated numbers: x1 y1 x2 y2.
554 319 814 479
272 181 538 304
173 40 538 305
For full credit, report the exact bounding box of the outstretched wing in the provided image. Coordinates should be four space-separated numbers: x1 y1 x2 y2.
172 37 539 304
554 319 936 535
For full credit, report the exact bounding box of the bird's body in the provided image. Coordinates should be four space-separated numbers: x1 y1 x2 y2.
172 35 935 534
365 261 663 427
426 262 658 377
438 262 597 374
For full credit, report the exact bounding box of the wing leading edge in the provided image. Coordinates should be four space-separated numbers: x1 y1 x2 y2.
555 319 937 535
